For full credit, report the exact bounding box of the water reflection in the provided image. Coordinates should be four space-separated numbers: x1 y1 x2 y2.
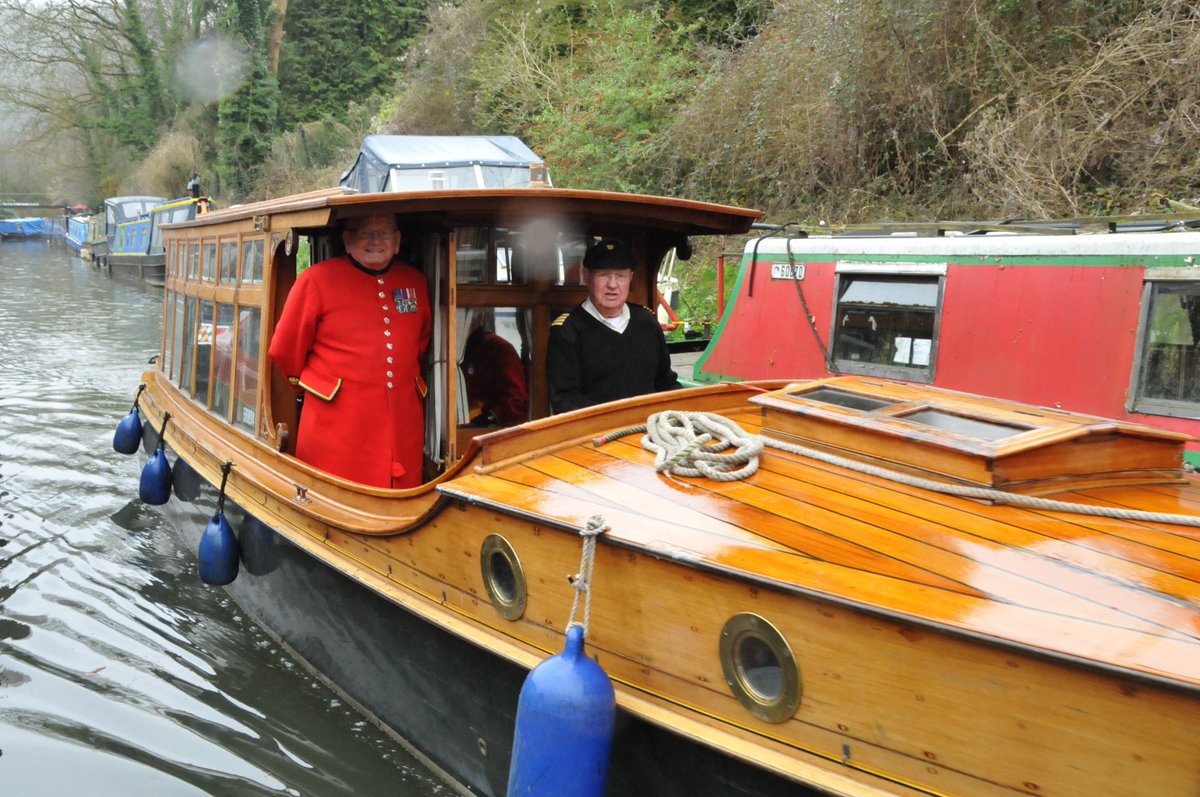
0 243 452 795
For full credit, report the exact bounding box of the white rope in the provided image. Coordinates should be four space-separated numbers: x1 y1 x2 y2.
610 410 1200 528
566 515 609 635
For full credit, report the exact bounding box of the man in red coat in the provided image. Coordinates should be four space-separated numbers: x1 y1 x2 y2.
269 214 432 488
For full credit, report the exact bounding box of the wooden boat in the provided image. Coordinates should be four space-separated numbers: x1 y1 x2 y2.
127 187 1200 797
693 216 1200 464
108 193 213 285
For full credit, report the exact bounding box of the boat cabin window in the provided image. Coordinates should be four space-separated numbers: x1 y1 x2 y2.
242 239 264 284
212 304 235 416
233 308 261 431
456 306 531 427
187 243 200 280
1132 278 1200 417
830 264 945 381
161 231 269 436
202 242 217 282
179 296 198 394
219 241 238 283
455 225 588 286
457 227 525 285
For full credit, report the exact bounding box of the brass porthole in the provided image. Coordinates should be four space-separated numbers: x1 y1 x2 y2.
719 613 801 723
480 534 526 621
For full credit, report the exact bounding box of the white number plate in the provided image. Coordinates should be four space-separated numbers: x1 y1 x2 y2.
771 262 805 280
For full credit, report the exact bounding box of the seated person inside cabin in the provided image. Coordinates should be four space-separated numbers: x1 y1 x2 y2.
546 238 680 413
268 213 431 489
461 308 529 426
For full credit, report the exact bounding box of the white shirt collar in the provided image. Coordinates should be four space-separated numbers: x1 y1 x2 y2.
583 298 630 333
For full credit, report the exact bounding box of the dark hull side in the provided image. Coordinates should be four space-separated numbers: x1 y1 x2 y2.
108 254 166 286
159 471 812 797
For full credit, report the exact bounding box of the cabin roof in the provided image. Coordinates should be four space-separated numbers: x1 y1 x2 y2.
161 186 762 238
439 377 1200 690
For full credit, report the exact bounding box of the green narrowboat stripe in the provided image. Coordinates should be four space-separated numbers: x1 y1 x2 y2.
745 252 1199 268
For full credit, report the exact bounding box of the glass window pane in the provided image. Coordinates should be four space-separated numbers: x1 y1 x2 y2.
220 241 238 283
212 304 235 418
833 275 938 372
242 238 264 284
900 409 1029 441
457 227 488 284
202 242 217 281
187 243 200 280
1136 282 1200 408
180 296 197 393
171 292 185 381
162 290 175 377
194 300 213 403
458 306 531 426
234 307 261 433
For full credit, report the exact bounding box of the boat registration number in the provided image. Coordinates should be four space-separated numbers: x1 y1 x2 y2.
771 262 805 280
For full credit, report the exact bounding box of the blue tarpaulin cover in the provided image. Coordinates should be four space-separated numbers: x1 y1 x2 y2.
339 135 547 193
0 217 49 237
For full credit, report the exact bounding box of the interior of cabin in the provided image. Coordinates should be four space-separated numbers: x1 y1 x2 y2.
261 212 677 480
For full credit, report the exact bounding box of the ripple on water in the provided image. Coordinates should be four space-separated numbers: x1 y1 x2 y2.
0 245 453 796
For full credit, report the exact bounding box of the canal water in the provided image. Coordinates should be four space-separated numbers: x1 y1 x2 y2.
0 242 453 796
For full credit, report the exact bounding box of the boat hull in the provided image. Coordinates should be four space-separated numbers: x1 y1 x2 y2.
108 254 166 286
159 478 814 797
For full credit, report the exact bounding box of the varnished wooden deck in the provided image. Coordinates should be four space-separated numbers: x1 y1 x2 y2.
442 403 1200 690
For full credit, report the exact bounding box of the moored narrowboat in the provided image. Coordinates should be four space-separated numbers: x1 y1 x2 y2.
124 187 1200 797
109 191 214 286
65 214 91 252
694 217 1200 462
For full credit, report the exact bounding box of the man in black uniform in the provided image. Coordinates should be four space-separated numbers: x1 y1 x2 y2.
547 239 681 413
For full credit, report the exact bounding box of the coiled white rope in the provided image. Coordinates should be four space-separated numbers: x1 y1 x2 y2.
593 411 1200 528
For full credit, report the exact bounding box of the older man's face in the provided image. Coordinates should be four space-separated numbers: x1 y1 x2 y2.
586 267 632 318
343 215 400 268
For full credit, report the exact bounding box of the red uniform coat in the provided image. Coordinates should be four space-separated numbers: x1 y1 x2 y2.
268 256 431 488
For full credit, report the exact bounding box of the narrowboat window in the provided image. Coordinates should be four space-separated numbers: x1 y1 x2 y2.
202 242 217 282
193 300 214 403
179 296 198 393
187 243 200 280
234 307 261 432
171 292 186 381
219 241 238 283
242 238 264 284
1132 280 1200 416
456 306 531 426
211 304 236 419
831 267 944 382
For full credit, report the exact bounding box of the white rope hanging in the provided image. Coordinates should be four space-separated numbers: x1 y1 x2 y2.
594 411 1200 529
566 515 609 636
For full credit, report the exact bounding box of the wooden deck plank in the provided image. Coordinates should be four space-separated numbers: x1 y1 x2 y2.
582 436 1200 641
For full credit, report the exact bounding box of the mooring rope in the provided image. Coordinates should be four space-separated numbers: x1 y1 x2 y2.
594 410 1200 528
566 515 609 636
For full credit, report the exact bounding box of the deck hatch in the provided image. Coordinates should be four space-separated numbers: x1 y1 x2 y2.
752 376 1189 489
